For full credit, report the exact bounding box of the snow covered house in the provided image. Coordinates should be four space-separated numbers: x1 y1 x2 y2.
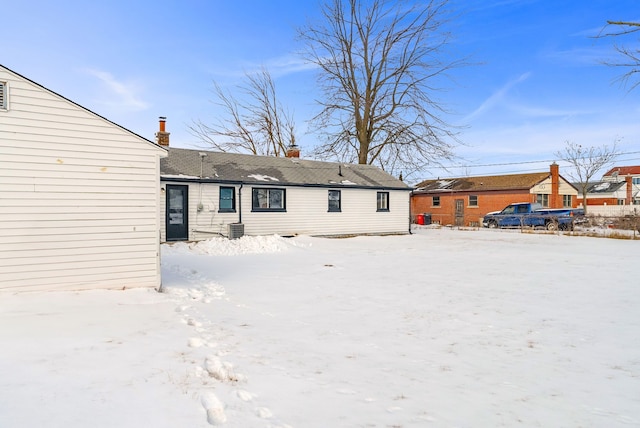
411 163 578 227
158 133 411 241
0 64 167 292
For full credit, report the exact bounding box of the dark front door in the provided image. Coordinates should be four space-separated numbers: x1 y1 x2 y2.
166 184 188 241
455 199 464 226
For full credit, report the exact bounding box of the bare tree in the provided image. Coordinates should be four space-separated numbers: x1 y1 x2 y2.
298 0 463 179
190 68 296 156
555 140 620 214
598 21 640 91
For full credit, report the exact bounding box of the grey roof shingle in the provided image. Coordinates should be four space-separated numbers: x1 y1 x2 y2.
160 148 410 190
574 180 627 194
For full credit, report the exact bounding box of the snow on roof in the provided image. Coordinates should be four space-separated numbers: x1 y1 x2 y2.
247 174 279 182
594 182 612 191
436 179 455 188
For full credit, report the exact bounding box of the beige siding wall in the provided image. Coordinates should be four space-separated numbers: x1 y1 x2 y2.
0 68 165 291
160 181 410 241
531 177 577 196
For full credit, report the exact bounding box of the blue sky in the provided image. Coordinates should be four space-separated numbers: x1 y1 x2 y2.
5 0 640 183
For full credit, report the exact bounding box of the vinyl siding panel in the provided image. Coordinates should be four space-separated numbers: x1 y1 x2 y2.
160 181 410 241
239 187 409 237
530 177 578 196
0 66 166 292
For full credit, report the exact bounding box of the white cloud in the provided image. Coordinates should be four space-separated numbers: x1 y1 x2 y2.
83 68 149 111
206 54 317 80
263 54 318 77
464 72 532 121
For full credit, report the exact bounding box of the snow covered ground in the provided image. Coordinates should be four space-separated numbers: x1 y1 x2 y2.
1 227 639 427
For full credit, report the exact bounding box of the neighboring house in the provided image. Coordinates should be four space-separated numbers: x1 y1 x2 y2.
575 165 640 206
0 64 167 292
157 124 411 240
411 163 578 226
574 181 630 206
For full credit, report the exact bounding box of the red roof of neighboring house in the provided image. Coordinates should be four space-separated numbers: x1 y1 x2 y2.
603 166 640 177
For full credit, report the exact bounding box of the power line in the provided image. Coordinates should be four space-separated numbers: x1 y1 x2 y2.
427 151 640 171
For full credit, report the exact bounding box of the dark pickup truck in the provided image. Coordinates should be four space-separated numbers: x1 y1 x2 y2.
482 203 584 231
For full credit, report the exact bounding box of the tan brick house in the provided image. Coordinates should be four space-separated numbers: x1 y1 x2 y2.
411 164 579 226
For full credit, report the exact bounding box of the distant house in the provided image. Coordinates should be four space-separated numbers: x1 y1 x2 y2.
576 166 640 206
0 64 167 292
411 163 578 226
157 122 411 240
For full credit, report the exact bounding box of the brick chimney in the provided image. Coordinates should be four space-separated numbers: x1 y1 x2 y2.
550 162 560 208
626 174 633 205
285 144 300 158
156 116 170 146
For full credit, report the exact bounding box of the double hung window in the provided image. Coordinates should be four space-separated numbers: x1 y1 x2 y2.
377 192 389 212
328 190 341 212
219 187 236 212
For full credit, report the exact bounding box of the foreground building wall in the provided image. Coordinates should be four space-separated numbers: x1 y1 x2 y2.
0 65 166 291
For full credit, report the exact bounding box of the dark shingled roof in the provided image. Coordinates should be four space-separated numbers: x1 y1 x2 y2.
160 148 410 190
414 172 550 193
575 180 627 194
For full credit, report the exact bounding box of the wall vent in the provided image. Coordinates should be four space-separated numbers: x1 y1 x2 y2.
0 82 6 109
227 223 244 240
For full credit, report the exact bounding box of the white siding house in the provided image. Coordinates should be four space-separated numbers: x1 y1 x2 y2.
160 148 411 241
0 64 167 292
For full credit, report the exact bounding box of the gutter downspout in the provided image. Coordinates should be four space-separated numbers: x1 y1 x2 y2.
238 183 243 224
408 190 413 235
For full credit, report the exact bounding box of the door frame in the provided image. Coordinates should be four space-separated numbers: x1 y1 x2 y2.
454 199 464 226
165 184 189 241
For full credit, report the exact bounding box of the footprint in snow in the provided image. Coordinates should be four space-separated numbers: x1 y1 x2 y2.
188 337 205 348
234 389 256 402
256 407 273 419
201 392 227 425
205 355 242 382
187 318 203 328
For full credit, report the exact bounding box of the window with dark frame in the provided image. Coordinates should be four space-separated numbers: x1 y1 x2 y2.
469 195 478 206
377 191 389 211
218 187 236 212
252 188 286 211
328 190 341 212
433 196 440 207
